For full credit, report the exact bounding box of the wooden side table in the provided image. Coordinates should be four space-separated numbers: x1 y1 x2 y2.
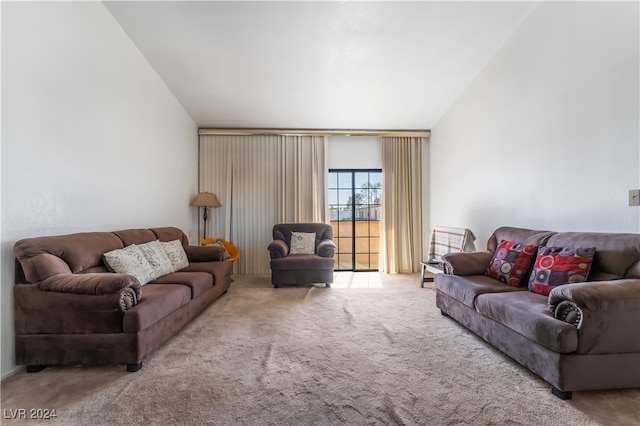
420 261 444 287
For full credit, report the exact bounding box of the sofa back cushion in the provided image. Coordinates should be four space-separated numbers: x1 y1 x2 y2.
112 228 189 248
112 229 157 246
14 227 190 285
546 232 640 280
487 227 555 252
14 232 124 283
273 223 334 250
150 227 189 246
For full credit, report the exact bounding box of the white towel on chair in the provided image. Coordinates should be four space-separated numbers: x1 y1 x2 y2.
428 226 476 262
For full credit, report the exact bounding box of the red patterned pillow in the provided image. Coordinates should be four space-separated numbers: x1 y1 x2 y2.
485 240 538 286
528 246 595 296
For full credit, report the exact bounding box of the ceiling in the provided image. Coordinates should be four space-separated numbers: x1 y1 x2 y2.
104 1 537 130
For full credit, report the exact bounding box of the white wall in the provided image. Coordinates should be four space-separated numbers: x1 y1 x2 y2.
1 2 199 378
328 136 381 169
430 1 640 248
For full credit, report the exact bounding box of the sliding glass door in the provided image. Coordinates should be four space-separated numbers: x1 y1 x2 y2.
328 169 382 271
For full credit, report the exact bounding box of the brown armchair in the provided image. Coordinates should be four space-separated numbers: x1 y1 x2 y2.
268 223 336 288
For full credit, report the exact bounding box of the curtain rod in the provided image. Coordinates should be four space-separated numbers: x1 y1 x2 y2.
198 128 431 137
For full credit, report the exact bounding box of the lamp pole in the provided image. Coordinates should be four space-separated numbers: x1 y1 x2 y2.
202 206 209 240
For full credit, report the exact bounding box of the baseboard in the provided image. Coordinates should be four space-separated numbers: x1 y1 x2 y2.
1 365 25 381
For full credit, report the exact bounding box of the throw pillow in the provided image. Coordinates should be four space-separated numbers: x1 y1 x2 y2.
528 246 595 296
103 245 156 285
137 240 175 278
290 232 316 255
161 239 190 271
204 238 230 260
485 240 538 286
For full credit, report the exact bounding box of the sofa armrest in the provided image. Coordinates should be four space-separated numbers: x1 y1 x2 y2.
548 279 640 354
33 273 141 314
549 279 640 312
268 240 289 259
317 240 336 258
184 245 224 262
39 273 141 298
14 283 135 334
441 251 493 276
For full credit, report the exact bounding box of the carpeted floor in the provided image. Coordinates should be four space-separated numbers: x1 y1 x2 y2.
2 273 639 425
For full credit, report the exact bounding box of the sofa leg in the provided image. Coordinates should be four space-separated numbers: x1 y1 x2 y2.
326 283 331 288
26 365 46 373
551 386 572 400
126 362 143 373
440 309 449 317
273 284 280 288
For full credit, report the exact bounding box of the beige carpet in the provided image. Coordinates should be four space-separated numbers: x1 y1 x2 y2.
2 273 639 425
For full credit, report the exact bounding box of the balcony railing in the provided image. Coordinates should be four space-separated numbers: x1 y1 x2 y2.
330 220 380 271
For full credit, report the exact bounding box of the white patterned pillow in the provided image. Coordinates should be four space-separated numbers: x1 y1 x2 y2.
161 239 189 271
290 232 316 255
204 238 230 260
137 240 175 279
103 245 155 285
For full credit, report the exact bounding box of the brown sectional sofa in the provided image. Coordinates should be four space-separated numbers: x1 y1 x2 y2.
13 226 232 373
435 226 640 399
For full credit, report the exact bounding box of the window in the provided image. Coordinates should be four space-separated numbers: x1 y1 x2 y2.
328 170 381 271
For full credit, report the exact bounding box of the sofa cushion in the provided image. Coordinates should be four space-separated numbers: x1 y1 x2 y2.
162 240 189 271
528 246 595 296
112 229 157 246
435 273 525 308
270 254 334 271
273 223 334 249
290 232 316 254
485 240 538 286
137 240 175 279
151 272 213 299
150 226 189 246
123 284 191 332
103 245 155 285
487 227 555 252
182 261 233 287
475 291 578 354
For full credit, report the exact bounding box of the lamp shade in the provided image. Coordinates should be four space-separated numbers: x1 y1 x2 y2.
190 192 221 207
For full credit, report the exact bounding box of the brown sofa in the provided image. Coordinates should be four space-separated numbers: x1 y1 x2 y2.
268 223 336 288
13 226 232 373
435 226 640 399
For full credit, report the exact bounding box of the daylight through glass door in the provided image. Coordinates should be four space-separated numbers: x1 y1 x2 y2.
328 170 382 271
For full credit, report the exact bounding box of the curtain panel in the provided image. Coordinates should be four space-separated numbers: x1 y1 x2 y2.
199 135 327 274
380 137 424 273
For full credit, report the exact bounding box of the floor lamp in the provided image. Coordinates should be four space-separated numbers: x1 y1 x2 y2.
190 192 221 240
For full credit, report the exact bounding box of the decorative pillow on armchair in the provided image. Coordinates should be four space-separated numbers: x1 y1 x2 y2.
485 240 538 286
528 246 595 296
290 232 316 255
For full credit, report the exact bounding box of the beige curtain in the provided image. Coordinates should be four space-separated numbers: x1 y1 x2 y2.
200 135 327 274
277 136 328 222
380 137 424 273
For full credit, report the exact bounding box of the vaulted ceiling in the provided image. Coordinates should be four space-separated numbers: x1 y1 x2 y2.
104 1 537 130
